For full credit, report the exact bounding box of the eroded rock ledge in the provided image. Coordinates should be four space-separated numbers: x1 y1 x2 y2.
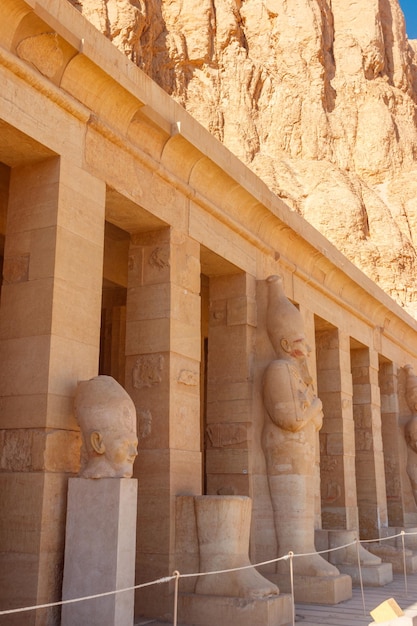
68 0 417 317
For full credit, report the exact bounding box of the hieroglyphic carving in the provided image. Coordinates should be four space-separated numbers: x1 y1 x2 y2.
384 457 401 499
178 369 199 386
138 408 152 439
206 423 249 448
320 457 341 503
149 246 169 270
132 354 164 388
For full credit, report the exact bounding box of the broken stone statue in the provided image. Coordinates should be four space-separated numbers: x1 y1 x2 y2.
75 374 138 478
262 275 340 579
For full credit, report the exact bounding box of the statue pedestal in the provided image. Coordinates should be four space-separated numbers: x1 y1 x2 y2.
383 527 417 552
336 562 393 586
178 592 293 626
315 529 393 586
373 527 417 574
268 573 352 604
61 478 137 626
366 543 417 575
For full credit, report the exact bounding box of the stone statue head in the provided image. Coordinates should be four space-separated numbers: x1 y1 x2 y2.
75 375 138 479
266 275 310 361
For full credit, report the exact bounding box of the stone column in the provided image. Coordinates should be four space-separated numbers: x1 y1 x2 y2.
0 157 105 624
300 305 322 529
205 273 257 499
351 346 388 539
380 362 417 527
124 228 201 619
317 328 358 531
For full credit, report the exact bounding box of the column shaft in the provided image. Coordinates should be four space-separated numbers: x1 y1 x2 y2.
351 347 388 539
317 328 358 531
124 228 201 619
0 157 105 623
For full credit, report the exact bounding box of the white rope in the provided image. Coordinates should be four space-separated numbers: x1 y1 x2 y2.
3 530 417 617
179 552 290 579
360 532 403 544
0 575 176 616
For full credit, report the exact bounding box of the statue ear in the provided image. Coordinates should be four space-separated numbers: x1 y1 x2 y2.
280 338 291 353
90 431 105 454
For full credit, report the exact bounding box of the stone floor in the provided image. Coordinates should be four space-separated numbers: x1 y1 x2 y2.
135 571 417 625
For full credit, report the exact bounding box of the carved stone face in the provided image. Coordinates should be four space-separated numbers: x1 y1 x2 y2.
96 428 138 478
75 375 138 479
88 399 138 478
281 335 311 360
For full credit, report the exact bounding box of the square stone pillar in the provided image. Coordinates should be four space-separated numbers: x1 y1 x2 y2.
124 228 201 620
300 305 322 529
62 478 137 626
317 328 359 531
205 273 257 499
0 157 105 624
380 362 417 527
351 346 388 539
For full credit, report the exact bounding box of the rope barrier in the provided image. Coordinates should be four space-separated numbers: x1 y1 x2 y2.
179 552 290 579
2 530 417 618
0 575 176 616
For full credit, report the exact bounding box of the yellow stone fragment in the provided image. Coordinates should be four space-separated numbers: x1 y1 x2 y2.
370 598 404 623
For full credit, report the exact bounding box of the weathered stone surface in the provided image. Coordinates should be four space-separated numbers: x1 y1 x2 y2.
68 0 417 316
0 428 81 473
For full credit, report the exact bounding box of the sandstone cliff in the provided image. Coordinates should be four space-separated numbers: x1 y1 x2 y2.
68 0 417 316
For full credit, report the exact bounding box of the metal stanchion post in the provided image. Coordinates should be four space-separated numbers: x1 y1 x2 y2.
355 538 366 616
401 530 409 598
288 552 295 626
173 570 180 626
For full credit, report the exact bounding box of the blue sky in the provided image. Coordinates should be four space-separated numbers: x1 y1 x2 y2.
400 0 417 39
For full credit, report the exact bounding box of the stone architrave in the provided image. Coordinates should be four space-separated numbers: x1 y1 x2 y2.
61 376 139 626
261 275 351 603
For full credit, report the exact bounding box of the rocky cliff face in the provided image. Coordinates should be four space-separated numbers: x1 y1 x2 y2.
69 0 417 316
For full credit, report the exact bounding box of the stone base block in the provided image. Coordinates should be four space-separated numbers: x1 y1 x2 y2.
62 478 137 626
367 544 417 575
337 562 393 586
268 573 352 604
178 592 293 626
381 528 417 552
